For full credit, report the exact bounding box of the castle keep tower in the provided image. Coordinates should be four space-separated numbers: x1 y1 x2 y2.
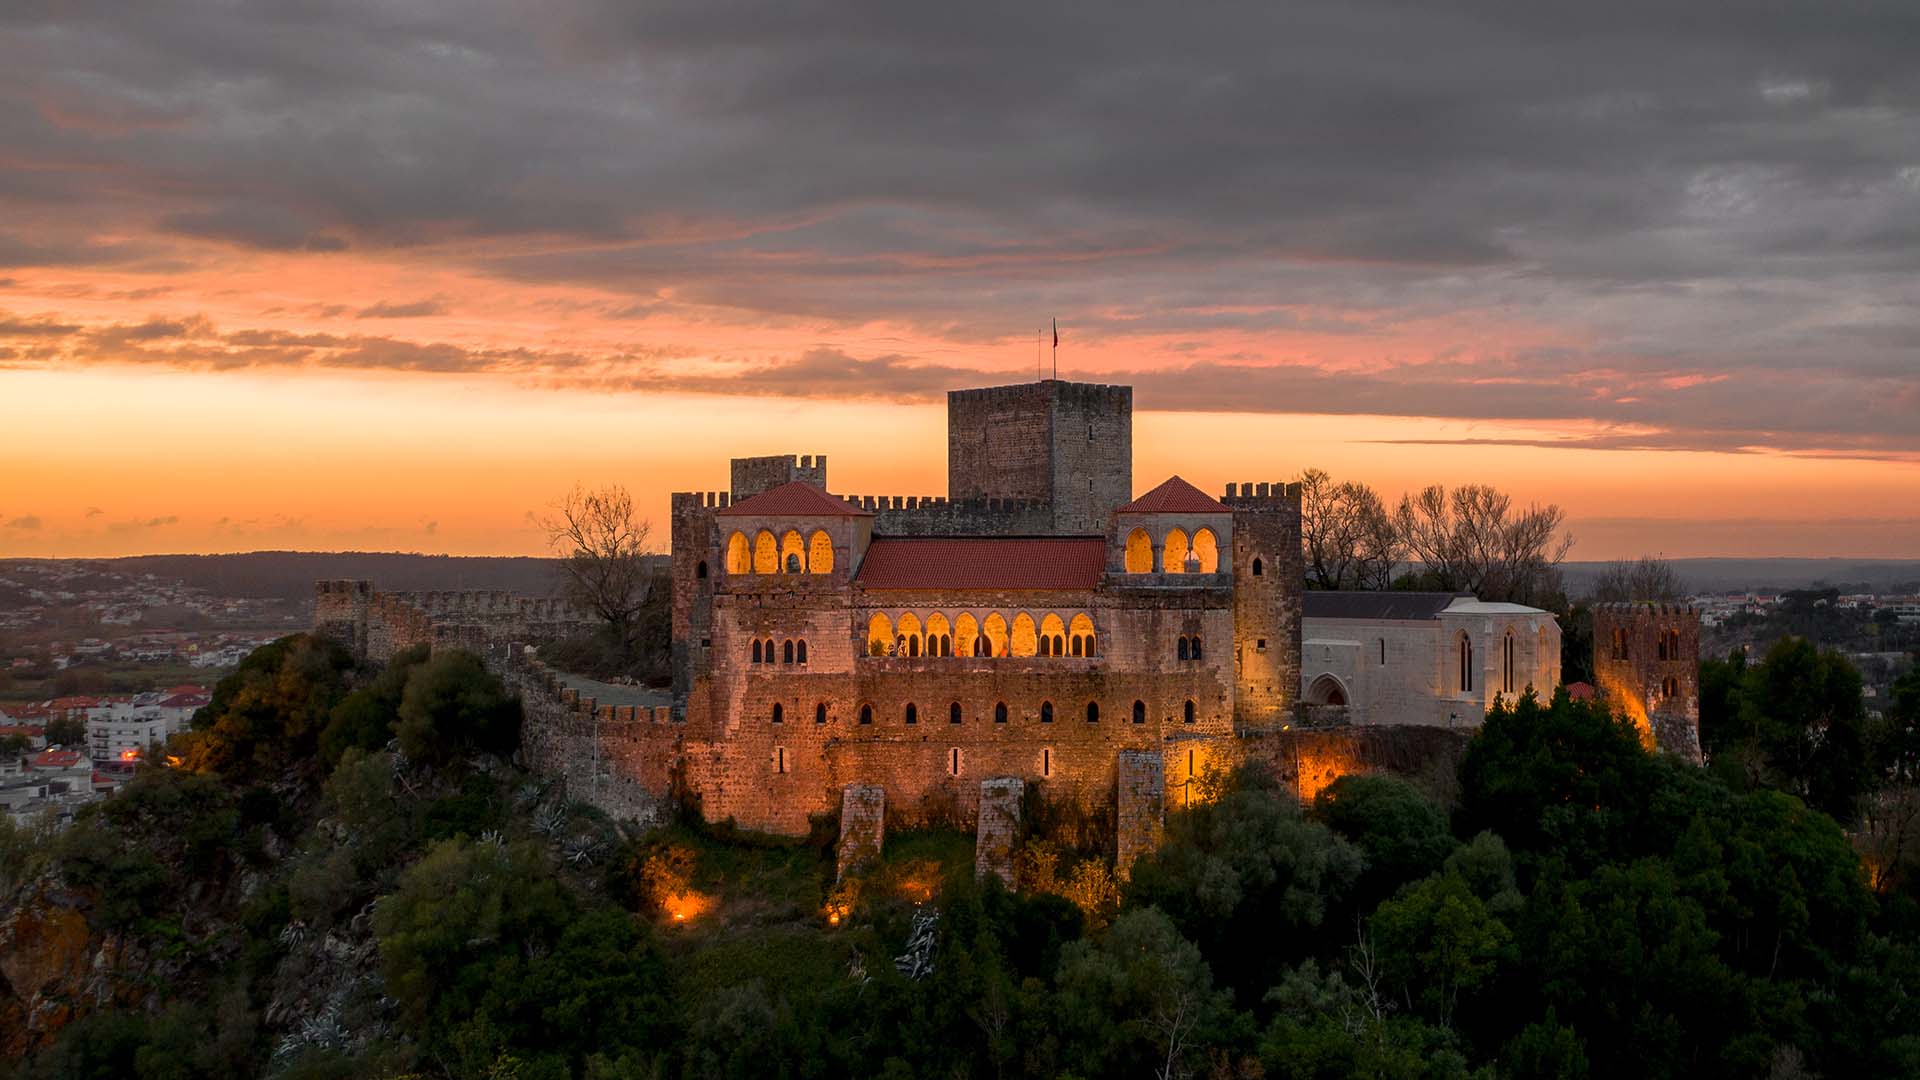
1592 602 1702 762
947 380 1131 535
1226 482 1304 727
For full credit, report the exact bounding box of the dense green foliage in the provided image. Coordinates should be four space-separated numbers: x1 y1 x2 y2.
10 636 1920 1080
1701 636 1873 819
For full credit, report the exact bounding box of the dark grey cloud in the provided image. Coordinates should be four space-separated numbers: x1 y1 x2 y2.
1 1 1918 454
356 297 449 319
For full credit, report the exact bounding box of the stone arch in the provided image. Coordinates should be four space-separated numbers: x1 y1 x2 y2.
1306 673 1349 706
726 531 751 574
926 613 952 657
1124 528 1153 573
1191 527 1219 573
1070 613 1095 657
1010 613 1038 657
983 613 1009 657
866 613 894 657
1162 528 1190 573
808 530 834 574
1040 613 1066 657
753 530 778 575
897 612 922 657
955 613 980 657
780 530 805 573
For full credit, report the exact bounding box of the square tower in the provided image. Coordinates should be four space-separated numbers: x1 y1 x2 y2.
947 380 1131 534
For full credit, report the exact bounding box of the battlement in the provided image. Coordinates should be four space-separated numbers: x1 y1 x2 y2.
1592 601 1701 619
1221 481 1303 507
732 453 827 499
312 580 592 663
672 490 734 512
852 493 1056 537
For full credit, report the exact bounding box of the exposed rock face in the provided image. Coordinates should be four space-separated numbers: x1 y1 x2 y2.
0 882 133 1055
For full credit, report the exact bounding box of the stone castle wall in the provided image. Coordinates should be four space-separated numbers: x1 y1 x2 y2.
1593 602 1702 762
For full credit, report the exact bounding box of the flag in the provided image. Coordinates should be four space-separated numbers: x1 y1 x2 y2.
1052 318 1058 348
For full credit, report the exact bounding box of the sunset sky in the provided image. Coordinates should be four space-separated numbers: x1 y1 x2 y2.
2 2 1916 560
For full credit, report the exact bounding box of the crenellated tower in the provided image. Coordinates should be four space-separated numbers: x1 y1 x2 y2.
1224 481 1303 727
1592 601 1702 762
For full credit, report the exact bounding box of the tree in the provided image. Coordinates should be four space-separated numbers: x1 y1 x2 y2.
395 650 523 765
1054 907 1232 1080
1588 555 1687 603
1393 483 1572 605
1314 774 1455 907
45 714 87 748
544 483 654 647
1299 468 1401 590
1714 637 1870 822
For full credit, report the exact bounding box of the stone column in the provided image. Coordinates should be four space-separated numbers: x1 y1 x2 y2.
836 784 886 879
1115 750 1165 879
974 777 1025 886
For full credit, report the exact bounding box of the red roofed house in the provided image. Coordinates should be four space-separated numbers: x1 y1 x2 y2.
662 378 1305 838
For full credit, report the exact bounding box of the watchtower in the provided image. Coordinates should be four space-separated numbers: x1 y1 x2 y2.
946 380 1131 535
1223 482 1304 727
1592 602 1702 762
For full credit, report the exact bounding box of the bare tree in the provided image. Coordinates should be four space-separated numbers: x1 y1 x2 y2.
543 484 653 645
1299 468 1402 590
1589 554 1687 603
1393 483 1572 605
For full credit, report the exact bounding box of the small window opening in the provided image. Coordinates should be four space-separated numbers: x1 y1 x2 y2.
1132 700 1146 724
775 746 786 773
1086 701 1099 723
948 748 962 776
771 703 783 725
1184 699 1195 724
994 701 1008 724
949 701 963 725
1042 748 1052 777
859 704 873 725
1252 558 1263 576
1041 701 1054 724
905 703 918 725
796 640 808 664
815 702 827 725
696 561 708 579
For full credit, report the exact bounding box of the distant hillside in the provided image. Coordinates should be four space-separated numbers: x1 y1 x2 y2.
1561 558 1920 595
101 551 571 601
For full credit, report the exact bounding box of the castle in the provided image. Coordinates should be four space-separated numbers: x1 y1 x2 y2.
314 376 1701 874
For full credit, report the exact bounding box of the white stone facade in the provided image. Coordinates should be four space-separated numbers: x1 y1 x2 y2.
1301 593 1561 728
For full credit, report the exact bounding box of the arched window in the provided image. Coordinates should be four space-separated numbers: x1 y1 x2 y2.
1502 629 1514 693
753 530 778 574
1657 633 1668 661
1010 613 1037 657
1668 629 1681 659
1163 528 1189 573
983 613 1009 657
1041 701 1054 724
815 702 827 725
764 638 775 664
1070 613 1095 657
780 530 805 573
807 530 834 574
1612 627 1629 661
1086 701 1100 723
1070 635 1083 657
898 613 922 657
696 561 708 580
1132 700 1146 724
1177 636 1190 661
949 701 963 725
726 532 751 574
1458 633 1474 693
771 703 783 725
1191 528 1219 573
1251 557 1263 576
1184 699 1196 724
796 640 807 664
782 640 794 664
926 614 951 657
1040 614 1065 658
1662 676 1677 699
955 613 980 657
1124 528 1153 573
905 703 918 725
858 704 873 725
751 639 762 663
867 613 894 657
994 701 1008 724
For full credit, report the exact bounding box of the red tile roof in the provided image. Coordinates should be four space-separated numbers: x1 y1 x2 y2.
715 481 872 518
1118 475 1229 514
31 749 83 769
856 537 1106 590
